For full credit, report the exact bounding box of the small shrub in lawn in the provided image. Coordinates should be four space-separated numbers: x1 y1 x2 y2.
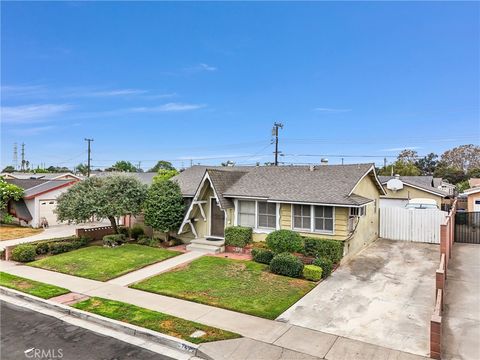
11 244 37 262
130 225 145 240
137 235 151 246
302 238 343 264
266 230 303 254
313 257 333 278
224 226 253 248
103 234 127 247
269 252 304 278
35 242 50 255
149 237 161 247
252 248 274 264
49 242 75 255
303 265 323 281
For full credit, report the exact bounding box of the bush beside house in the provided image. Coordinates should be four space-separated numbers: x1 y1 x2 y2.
266 230 304 254
312 257 333 278
303 265 323 281
251 248 274 264
225 226 253 248
269 253 304 278
11 244 36 262
302 237 344 264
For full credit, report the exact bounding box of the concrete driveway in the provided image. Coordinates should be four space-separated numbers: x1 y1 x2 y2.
278 238 438 357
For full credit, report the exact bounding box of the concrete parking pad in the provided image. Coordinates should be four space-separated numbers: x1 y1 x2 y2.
278 239 438 357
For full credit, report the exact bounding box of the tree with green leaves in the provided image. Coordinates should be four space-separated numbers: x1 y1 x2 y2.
55 175 147 233
144 180 185 241
0 177 24 211
1 166 15 173
378 162 421 176
153 169 178 183
440 144 480 171
105 161 138 172
148 160 175 172
75 163 89 176
415 153 438 175
433 166 468 185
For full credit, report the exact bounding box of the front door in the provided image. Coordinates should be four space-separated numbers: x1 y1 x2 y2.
210 198 225 238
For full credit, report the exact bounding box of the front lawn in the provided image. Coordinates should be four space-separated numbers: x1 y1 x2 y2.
0 225 43 241
131 256 316 319
73 297 240 344
0 272 69 299
29 244 181 281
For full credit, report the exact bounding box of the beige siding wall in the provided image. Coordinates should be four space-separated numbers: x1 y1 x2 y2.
468 192 480 212
381 186 442 206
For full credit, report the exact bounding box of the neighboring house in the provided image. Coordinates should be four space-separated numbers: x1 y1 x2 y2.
174 164 386 259
434 177 456 196
463 187 480 212
1 172 82 181
378 175 447 208
468 178 480 189
5 178 78 227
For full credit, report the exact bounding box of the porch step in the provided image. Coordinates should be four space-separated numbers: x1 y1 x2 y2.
186 243 225 254
191 238 225 246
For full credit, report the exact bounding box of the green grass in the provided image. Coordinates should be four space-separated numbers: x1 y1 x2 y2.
131 256 316 319
73 297 240 344
0 272 69 299
29 244 181 282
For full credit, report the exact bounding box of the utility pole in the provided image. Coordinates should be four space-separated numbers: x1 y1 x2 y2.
84 138 94 177
13 143 18 170
20 143 25 171
272 122 284 166
136 161 141 172
383 157 387 169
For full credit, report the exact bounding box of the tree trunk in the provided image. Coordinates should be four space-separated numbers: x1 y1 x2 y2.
165 232 170 242
108 216 118 234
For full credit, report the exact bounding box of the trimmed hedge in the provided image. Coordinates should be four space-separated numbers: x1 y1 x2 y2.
303 265 323 281
103 234 127 247
130 225 145 240
266 230 303 254
35 242 50 255
11 244 36 262
224 226 253 248
313 257 333 278
251 248 274 264
302 238 343 264
269 252 304 278
49 242 75 255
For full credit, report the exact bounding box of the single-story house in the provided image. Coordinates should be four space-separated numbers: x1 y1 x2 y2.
468 178 480 189
378 175 448 208
463 187 480 212
6 178 78 227
1 172 82 181
173 164 386 259
434 177 456 196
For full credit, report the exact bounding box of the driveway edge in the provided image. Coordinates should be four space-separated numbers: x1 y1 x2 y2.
0 286 200 357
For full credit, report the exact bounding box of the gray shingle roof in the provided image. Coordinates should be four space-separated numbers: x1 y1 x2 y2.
175 164 382 207
24 180 75 198
6 178 49 190
379 175 448 197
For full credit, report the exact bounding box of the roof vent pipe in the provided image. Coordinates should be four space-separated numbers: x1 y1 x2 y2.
309 164 315 172
394 174 400 180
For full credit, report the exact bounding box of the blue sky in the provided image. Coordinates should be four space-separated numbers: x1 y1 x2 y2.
1 1 479 170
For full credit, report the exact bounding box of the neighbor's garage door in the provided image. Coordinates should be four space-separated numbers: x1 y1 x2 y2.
379 198 408 208
39 199 60 225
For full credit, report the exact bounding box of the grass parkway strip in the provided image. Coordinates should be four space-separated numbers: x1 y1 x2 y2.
28 244 181 281
73 296 241 344
0 272 69 299
131 256 316 319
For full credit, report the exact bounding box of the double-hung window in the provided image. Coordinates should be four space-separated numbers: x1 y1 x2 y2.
293 204 311 230
238 201 255 228
314 206 334 233
258 202 276 229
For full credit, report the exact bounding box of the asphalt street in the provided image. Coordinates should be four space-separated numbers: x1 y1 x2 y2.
0 300 171 360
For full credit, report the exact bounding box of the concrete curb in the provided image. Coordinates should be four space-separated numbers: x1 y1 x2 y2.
0 286 199 356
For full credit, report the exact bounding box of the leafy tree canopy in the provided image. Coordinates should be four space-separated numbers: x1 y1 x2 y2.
378 162 421 176
415 153 438 175
75 163 89 176
55 175 147 232
148 161 175 172
1 166 15 173
440 144 480 171
0 177 24 210
144 180 185 240
153 169 179 183
433 166 468 185
105 161 138 173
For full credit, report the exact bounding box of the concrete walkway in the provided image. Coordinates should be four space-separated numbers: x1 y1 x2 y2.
0 260 427 359
107 251 204 286
443 243 480 360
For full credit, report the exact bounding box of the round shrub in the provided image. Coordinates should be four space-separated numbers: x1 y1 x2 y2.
103 234 126 247
313 257 333 278
269 252 304 278
252 248 274 264
303 238 343 264
303 265 323 281
49 242 75 255
130 225 145 240
137 235 151 246
225 226 253 247
266 230 303 254
35 242 50 255
11 244 36 262
117 226 130 238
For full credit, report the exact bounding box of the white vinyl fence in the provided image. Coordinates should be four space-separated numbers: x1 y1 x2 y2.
379 207 447 244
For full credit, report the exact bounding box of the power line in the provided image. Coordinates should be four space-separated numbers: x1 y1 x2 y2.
85 138 94 177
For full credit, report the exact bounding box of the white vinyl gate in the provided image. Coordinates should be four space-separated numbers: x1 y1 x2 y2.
379 207 447 244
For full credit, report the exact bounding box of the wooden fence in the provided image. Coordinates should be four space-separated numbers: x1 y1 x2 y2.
76 226 115 241
430 200 457 359
379 207 447 243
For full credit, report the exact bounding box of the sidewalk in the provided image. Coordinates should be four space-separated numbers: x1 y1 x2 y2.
442 243 480 360
107 251 204 286
0 260 427 359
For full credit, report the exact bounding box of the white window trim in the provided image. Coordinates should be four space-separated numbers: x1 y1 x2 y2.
291 204 336 235
234 199 279 234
